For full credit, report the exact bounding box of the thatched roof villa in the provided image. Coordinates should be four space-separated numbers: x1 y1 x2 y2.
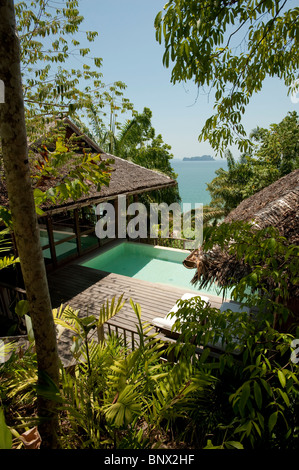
183 169 299 318
0 117 177 270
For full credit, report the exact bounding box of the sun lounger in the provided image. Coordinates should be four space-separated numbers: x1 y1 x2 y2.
151 293 210 334
152 296 250 355
219 302 250 315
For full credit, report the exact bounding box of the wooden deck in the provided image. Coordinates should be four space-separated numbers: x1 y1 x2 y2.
47 264 228 365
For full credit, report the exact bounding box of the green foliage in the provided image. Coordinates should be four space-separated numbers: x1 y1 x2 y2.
29 120 113 214
169 296 299 449
50 299 201 448
16 0 134 136
2 289 299 449
83 106 181 205
155 0 299 154
170 296 252 358
0 342 38 413
252 111 299 176
0 225 19 268
97 294 126 343
0 255 17 271
202 221 299 329
106 106 153 157
0 341 16 367
205 112 299 220
0 408 12 449
163 218 299 449
1 298 211 448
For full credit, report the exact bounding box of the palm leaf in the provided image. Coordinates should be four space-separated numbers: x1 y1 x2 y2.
104 384 142 428
52 304 81 335
97 294 126 343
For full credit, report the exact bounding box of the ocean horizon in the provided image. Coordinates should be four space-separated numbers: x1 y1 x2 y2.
171 158 228 209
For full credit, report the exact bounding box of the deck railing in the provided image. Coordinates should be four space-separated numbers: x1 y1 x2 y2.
0 282 27 321
105 321 176 362
104 321 219 361
106 322 139 351
0 282 220 363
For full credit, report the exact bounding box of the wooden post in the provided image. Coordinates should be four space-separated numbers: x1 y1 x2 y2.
46 215 57 268
74 208 82 255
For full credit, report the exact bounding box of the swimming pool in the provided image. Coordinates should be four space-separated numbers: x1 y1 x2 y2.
79 241 229 298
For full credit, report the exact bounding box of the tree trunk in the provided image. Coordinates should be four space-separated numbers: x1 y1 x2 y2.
0 0 60 448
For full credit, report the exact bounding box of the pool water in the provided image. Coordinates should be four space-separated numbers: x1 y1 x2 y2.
40 230 77 260
79 242 229 298
40 229 98 261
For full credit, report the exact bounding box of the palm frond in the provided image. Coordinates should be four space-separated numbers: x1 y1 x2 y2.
52 304 81 335
0 255 19 270
97 295 126 343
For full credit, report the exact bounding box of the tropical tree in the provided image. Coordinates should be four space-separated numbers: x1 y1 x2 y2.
16 0 135 139
0 0 60 448
0 0 120 448
83 106 181 205
253 110 299 176
155 0 299 155
113 107 154 158
204 112 299 221
168 221 299 449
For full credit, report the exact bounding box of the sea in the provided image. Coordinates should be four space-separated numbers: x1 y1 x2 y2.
171 159 228 210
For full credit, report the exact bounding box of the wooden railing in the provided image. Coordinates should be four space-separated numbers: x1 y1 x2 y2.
0 282 27 321
104 321 221 361
0 286 221 363
106 322 139 351
105 321 175 363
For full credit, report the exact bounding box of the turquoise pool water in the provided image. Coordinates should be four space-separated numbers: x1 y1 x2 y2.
40 230 77 260
40 229 98 261
79 242 229 298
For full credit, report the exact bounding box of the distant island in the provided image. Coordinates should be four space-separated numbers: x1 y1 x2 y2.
183 155 215 161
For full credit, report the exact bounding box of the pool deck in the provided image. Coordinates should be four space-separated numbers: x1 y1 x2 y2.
47 262 229 366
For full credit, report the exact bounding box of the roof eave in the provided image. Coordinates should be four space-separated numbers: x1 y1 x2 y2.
40 180 178 216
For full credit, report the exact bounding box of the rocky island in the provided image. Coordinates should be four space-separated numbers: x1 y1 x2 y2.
183 155 215 161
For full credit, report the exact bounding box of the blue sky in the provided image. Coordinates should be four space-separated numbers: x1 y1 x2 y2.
78 0 298 160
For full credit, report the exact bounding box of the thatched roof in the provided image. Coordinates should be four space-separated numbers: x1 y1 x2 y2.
0 118 177 214
184 169 299 297
225 169 299 245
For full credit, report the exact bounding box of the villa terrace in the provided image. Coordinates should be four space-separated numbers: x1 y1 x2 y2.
1 116 223 367
46 259 228 366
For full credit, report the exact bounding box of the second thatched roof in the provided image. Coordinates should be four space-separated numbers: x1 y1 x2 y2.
184 169 299 297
